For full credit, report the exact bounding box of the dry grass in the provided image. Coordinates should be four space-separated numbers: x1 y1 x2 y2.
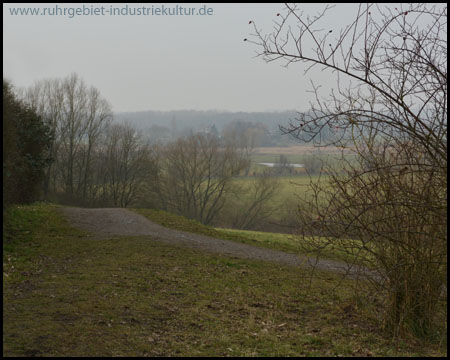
3 203 446 357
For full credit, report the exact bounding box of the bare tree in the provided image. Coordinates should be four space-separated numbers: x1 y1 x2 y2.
249 3 447 339
21 74 113 205
58 74 90 198
230 171 280 230
271 154 294 175
97 122 149 207
301 154 323 175
221 121 258 176
76 87 112 202
152 133 249 225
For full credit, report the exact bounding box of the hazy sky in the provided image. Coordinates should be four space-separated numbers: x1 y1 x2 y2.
3 3 406 113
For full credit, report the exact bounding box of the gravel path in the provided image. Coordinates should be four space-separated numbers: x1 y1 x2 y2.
60 207 370 278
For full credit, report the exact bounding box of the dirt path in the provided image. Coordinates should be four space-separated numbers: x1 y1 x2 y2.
60 207 369 278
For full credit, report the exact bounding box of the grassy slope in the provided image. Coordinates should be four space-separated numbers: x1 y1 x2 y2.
134 208 302 254
3 203 445 356
133 208 359 265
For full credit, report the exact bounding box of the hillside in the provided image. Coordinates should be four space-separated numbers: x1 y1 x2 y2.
3 203 445 357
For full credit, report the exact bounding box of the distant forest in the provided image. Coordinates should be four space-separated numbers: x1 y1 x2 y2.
114 110 306 146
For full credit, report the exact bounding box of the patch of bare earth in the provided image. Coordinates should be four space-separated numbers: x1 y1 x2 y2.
60 207 368 278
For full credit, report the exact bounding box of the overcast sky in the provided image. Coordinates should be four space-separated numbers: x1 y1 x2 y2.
3 3 409 113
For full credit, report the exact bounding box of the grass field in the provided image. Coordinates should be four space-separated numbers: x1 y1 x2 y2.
248 145 358 175
233 174 324 200
3 203 446 356
233 147 355 230
229 174 328 227
252 145 344 155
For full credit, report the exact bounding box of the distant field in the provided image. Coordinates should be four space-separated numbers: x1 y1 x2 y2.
249 146 351 175
253 145 344 155
244 147 353 217
225 175 329 234
233 175 324 199
231 175 329 226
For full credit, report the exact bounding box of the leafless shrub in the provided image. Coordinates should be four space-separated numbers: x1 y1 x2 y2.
250 3 447 339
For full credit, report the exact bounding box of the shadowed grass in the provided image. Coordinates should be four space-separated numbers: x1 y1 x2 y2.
3 203 445 356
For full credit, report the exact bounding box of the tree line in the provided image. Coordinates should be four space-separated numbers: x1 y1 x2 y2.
5 74 279 230
3 80 52 209
18 73 147 207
